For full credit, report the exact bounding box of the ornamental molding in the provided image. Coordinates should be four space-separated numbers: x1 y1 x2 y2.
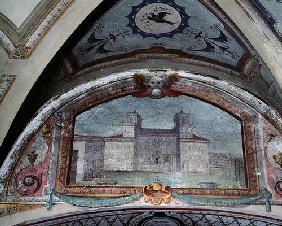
236 0 282 50
0 74 15 104
0 0 73 59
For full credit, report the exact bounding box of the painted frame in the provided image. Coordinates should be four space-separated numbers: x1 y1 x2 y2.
55 80 259 197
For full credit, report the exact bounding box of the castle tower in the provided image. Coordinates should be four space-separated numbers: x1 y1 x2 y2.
122 111 142 137
174 110 192 138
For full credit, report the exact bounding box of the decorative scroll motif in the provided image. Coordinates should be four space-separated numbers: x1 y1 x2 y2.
0 203 43 217
73 0 245 67
273 152 282 168
143 182 172 205
0 0 73 59
274 172 282 195
268 138 282 168
0 74 15 104
18 208 282 226
261 120 282 200
16 163 43 195
11 122 53 196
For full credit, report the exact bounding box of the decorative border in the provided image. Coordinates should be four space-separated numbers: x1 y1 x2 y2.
55 71 260 197
0 74 15 104
0 0 73 59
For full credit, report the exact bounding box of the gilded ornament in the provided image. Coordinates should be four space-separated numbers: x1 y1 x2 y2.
143 182 172 205
15 45 29 58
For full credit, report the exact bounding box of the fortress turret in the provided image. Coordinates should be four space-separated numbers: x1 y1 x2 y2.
122 111 142 137
174 110 192 138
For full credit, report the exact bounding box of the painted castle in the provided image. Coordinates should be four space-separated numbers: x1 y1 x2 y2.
71 110 210 181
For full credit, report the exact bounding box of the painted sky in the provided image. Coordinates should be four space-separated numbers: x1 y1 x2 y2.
75 95 243 154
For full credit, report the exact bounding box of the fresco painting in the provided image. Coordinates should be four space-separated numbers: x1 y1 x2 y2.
70 95 245 189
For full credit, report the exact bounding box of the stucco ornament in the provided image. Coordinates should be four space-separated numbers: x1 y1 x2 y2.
268 138 282 168
133 71 180 98
143 182 172 205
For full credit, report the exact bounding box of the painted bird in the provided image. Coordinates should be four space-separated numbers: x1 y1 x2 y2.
147 12 175 25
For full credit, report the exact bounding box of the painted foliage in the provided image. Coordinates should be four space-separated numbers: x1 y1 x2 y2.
71 95 245 189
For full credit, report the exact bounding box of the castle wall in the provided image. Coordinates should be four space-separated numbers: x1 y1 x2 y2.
83 140 104 180
73 111 211 175
135 135 179 172
180 141 209 172
73 141 86 182
104 139 134 171
209 152 245 183
69 149 78 183
123 124 135 137
73 140 105 181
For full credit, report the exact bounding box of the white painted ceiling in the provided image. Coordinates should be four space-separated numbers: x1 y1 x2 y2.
0 0 41 28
